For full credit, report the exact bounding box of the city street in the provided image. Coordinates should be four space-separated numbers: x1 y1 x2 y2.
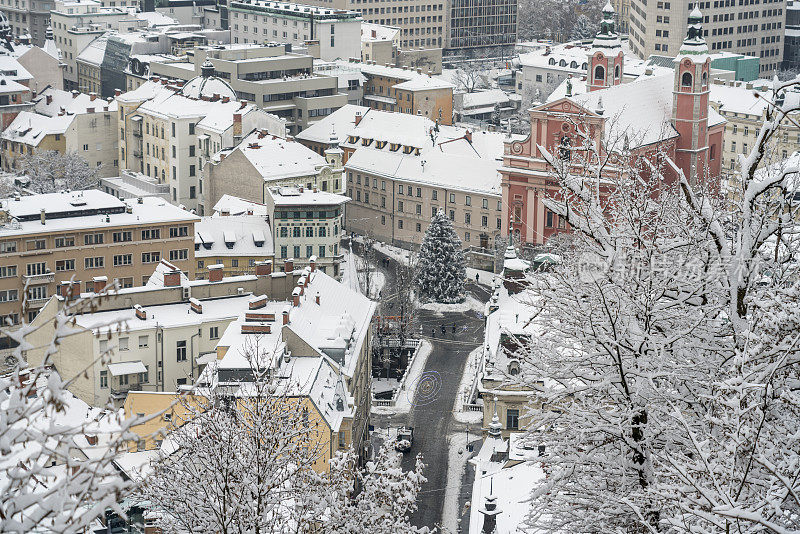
364 245 489 531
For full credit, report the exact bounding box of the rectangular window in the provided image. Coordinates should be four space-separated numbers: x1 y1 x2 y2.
507 409 519 430
169 226 189 238
465 195 471 206
26 262 47 276
100 370 108 389
119 337 129 351
546 211 554 228
169 249 188 261
0 289 19 302
141 251 161 263
84 233 104 245
112 231 132 243
113 254 132 266
55 259 75 272
176 340 187 361
482 198 488 209
398 200 404 212
141 228 161 240
449 193 455 203
398 219 404 229
55 236 75 248
85 257 104 269
0 265 17 278
210 326 219 339
432 190 438 200
139 335 149 348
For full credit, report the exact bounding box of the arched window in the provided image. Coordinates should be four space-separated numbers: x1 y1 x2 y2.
570 61 578 69
548 58 556 65
702 72 708 86
559 59 567 67
594 65 605 82
582 62 588 70
681 71 693 88
614 64 620 79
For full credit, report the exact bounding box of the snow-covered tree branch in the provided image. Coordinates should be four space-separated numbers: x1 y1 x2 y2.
514 98 800 533
20 151 99 194
0 285 152 533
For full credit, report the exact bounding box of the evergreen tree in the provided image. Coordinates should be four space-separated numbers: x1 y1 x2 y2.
570 14 597 40
415 210 466 303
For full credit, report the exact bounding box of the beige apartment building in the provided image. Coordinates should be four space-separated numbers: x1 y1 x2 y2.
333 108 505 251
202 128 345 211
142 44 347 135
627 0 786 75
708 79 800 175
117 67 284 214
0 190 198 325
333 59 453 124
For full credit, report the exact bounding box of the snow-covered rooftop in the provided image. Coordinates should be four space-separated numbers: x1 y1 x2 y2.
361 22 399 42
267 186 350 206
0 54 32 81
212 194 270 216
34 87 118 116
194 214 274 258
295 103 369 145
73 293 253 332
0 110 74 146
76 35 108 66
235 130 326 181
546 73 726 148
0 190 199 237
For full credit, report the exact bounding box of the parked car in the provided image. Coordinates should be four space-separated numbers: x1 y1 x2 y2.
395 427 414 452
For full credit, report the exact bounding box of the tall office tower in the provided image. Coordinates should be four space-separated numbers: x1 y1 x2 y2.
627 0 786 75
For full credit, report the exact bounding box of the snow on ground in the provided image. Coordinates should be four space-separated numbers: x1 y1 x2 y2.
442 431 471 534
466 266 498 288
416 293 485 315
372 377 400 395
373 240 414 266
372 339 433 415
453 345 484 425
340 249 386 299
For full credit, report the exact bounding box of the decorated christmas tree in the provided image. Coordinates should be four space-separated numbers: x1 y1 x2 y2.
415 209 466 303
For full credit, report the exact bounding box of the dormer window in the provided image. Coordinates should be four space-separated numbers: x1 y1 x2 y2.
376 140 387 149
348 135 358 143
403 145 414 154
390 143 400 151
361 138 373 146
548 58 556 65
223 231 235 249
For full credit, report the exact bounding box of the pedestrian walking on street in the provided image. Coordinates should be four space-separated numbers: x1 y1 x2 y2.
475 272 479 283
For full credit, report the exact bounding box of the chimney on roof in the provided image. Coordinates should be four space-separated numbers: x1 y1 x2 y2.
309 256 316 272
190 298 203 314
85 433 98 446
208 264 224 283
282 309 290 325
315 291 320 305
161 79 169 86
233 113 242 139
464 129 472 144
222 95 230 103
163 270 182 287
151 76 160 83
87 107 95 114
297 277 306 295
239 100 247 110
255 260 273 276
114 88 121 97
92 276 108 293
292 287 301 307
355 110 363 126
134 305 147 320
89 92 97 101
71 90 79 98
284 258 294 273
212 93 220 101
39 208 45 225
46 94 52 105
248 295 267 310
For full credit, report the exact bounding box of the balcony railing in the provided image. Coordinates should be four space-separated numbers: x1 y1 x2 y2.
25 297 50 308
111 383 142 398
23 271 54 284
